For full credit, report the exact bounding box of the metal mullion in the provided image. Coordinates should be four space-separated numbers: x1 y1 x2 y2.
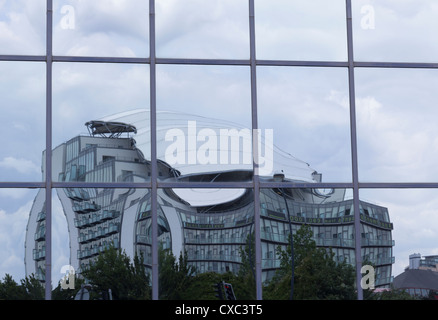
149 0 159 301
156 57 249 66
346 0 363 301
249 0 263 300
158 181 253 189
355 61 438 69
44 0 53 301
52 182 151 189
0 55 46 62
155 181 438 189
256 59 348 68
259 182 354 189
53 56 150 64
0 182 45 188
359 182 438 189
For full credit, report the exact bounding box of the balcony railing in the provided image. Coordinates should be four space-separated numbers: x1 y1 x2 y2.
78 224 120 244
375 276 394 286
34 228 45 241
184 236 247 245
260 231 394 248
72 202 101 214
36 211 46 222
77 239 120 260
74 210 120 228
33 248 45 261
187 253 242 263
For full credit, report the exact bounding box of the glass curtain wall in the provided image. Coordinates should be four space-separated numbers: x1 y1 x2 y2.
1 0 438 300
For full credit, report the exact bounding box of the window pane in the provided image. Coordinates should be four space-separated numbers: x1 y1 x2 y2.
257 66 352 182
53 0 149 57
260 187 395 297
255 0 347 61
356 68 438 182
0 0 46 55
0 62 45 182
353 0 438 62
156 0 249 59
360 188 438 287
156 64 252 180
25 187 154 298
159 188 255 299
52 63 150 183
0 189 40 287
26 189 70 288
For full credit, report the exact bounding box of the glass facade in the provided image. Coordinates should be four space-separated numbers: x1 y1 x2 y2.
1 0 438 301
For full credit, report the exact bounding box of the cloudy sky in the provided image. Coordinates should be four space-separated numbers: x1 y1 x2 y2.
1 0 438 284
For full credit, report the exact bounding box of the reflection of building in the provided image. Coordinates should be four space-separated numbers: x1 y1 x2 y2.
393 253 438 299
25 113 395 288
408 253 438 272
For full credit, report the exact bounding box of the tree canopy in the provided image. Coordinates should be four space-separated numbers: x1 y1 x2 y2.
0 225 418 300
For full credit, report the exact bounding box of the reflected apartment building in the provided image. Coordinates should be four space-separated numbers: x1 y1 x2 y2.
25 111 395 288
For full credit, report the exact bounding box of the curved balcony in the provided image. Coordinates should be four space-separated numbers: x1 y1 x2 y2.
34 228 45 241
74 210 120 228
187 253 242 263
72 202 101 214
33 248 45 261
184 236 247 245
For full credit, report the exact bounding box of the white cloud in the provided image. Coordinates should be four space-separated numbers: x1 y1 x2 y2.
52 0 149 57
0 157 40 175
156 0 249 59
0 202 32 281
0 188 30 200
353 0 438 62
0 0 45 55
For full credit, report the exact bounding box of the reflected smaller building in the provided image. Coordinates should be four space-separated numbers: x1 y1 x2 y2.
393 253 438 299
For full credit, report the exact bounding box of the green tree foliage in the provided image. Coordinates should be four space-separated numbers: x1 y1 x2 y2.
236 232 256 299
81 246 151 300
0 273 44 300
264 224 356 300
158 245 255 300
159 248 196 299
